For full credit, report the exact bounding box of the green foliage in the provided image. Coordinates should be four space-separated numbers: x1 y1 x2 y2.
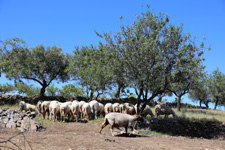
59 84 85 99
0 38 71 96
14 81 40 96
208 68 225 109
128 94 137 99
46 84 59 96
0 83 14 94
96 6 207 106
189 73 211 108
68 46 113 99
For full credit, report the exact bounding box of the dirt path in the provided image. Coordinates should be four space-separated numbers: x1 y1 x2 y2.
1 120 225 150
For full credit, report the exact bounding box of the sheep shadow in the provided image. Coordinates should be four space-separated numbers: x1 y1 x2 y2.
65 119 88 123
115 133 148 138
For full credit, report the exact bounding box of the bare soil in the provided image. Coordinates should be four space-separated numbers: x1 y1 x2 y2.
1 120 225 150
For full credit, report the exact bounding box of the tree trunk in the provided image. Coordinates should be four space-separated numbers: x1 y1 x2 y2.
39 85 47 97
204 102 209 108
114 86 121 98
158 94 163 102
96 91 103 100
177 96 181 111
90 91 94 102
136 83 144 115
214 97 219 110
199 100 202 107
133 83 144 130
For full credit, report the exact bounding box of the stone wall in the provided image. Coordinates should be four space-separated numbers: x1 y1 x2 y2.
0 108 43 132
0 94 66 105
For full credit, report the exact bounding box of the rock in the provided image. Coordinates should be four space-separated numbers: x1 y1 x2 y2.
2 117 9 124
28 112 37 118
20 116 41 132
0 108 43 132
16 122 21 127
6 122 16 128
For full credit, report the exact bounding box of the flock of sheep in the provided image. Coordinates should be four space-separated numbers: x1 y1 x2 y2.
18 100 178 136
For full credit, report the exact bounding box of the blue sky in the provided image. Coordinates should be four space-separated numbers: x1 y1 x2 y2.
0 1 225 109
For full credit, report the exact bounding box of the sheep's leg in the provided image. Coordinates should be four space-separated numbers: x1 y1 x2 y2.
99 118 110 134
130 126 139 134
43 111 46 119
47 110 50 120
49 112 52 121
95 111 98 120
80 108 83 119
68 113 71 122
99 122 108 134
76 114 78 122
53 113 56 122
125 127 128 134
110 125 115 136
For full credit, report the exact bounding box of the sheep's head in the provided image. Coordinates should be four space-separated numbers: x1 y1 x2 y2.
134 115 144 122
18 101 26 111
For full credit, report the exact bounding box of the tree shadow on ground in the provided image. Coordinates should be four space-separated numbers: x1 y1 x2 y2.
139 118 225 139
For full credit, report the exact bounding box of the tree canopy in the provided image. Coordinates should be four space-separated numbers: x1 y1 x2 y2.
0 38 71 97
96 7 206 111
208 68 225 109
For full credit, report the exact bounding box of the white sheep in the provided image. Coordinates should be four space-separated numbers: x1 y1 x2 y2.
18 101 26 112
89 100 100 120
37 100 43 114
49 101 61 122
104 103 113 114
82 102 92 121
71 100 80 122
99 112 144 136
119 103 125 113
134 104 154 118
79 101 86 119
19 101 39 115
98 102 105 117
154 104 177 119
60 102 72 122
41 101 51 119
123 103 136 115
112 103 120 112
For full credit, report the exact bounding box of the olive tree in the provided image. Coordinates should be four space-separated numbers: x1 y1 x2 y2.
68 45 113 100
0 38 71 97
208 68 225 109
96 6 206 113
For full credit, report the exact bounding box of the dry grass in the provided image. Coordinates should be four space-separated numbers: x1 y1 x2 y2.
147 106 225 122
0 104 18 110
177 108 225 122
